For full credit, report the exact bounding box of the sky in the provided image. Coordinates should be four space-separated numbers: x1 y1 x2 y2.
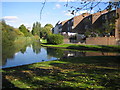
1 0 112 30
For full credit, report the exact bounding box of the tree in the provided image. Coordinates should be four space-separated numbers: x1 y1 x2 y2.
31 22 41 36
40 24 53 39
44 24 53 28
103 20 115 36
39 0 119 19
64 1 120 15
19 24 30 37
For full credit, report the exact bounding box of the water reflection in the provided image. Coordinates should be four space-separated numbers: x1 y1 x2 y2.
47 48 120 58
1 41 120 68
32 42 41 54
47 48 64 58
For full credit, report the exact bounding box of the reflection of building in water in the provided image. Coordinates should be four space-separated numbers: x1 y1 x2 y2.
63 51 86 57
63 50 120 58
85 52 120 56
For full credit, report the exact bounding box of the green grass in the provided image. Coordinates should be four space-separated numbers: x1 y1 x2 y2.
2 56 120 89
40 39 47 43
41 44 120 52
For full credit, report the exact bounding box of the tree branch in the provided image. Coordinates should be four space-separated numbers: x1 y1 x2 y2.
40 0 47 21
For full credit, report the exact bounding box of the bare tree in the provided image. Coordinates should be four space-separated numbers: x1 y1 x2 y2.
64 0 120 15
39 0 120 21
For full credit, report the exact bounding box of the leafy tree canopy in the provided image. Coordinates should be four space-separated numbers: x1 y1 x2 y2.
31 22 41 36
19 24 32 37
44 24 53 29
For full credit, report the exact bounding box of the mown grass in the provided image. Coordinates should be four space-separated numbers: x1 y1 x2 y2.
40 39 47 43
41 44 120 52
2 56 120 89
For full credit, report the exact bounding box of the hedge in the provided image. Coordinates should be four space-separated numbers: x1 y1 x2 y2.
47 34 64 45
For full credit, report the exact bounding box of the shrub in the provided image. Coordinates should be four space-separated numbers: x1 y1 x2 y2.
47 34 64 45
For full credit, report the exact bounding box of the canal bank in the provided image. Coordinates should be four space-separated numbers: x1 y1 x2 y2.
41 44 120 52
2 56 120 89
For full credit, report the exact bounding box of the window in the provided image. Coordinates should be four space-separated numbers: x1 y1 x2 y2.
59 24 62 29
102 16 105 20
88 17 91 21
85 25 88 29
105 15 107 19
68 21 70 25
71 19 74 23
113 13 115 16
68 27 70 31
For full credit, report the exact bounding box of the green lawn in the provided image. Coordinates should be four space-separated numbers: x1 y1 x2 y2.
40 39 47 43
42 44 120 52
2 56 120 89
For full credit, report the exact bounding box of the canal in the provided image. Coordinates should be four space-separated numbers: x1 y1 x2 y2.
1 42 120 68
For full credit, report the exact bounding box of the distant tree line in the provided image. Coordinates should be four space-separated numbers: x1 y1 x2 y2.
31 22 53 39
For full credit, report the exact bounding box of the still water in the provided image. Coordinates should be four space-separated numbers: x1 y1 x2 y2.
1 42 119 68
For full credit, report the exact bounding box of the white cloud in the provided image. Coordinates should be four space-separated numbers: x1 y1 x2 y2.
3 16 19 23
55 4 61 8
3 16 18 19
63 10 94 16
65 13 72 16
75 10 94 15
63 11 73 16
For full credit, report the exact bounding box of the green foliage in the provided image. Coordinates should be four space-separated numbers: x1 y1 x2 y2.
19 24 32 37
40 27 52 39
1 20 21 46
47 34 64 45
40 24 53 39
1 20 39 65
31 22 41 36
103 20 115 36
40 39 47 43
44 24 53 28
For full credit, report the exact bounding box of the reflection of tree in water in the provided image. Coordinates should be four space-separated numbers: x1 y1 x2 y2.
2 44 16 66
32 42 41 54
20 45 27 54
47 48 87 59
47 48 64 58
2 41 40 66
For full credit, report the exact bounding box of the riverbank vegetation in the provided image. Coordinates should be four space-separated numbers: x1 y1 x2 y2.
1 20 40 65
47 34 64 45
2 56 120 89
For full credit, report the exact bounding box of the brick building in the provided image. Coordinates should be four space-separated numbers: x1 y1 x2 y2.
53 8 120 45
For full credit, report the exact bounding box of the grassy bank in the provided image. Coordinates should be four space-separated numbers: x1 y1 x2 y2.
41 44 120 52
2 56 120 89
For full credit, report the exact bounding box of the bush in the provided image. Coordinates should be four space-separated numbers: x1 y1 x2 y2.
47 34 64 45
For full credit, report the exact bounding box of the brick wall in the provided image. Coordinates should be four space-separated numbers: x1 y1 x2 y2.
85 52 118 56
115 8 120 39
63 38 70 43
86 37 117 45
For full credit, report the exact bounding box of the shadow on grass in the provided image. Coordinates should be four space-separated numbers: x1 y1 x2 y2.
2 56 120 89
67 45 120 52
2 75 23 89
